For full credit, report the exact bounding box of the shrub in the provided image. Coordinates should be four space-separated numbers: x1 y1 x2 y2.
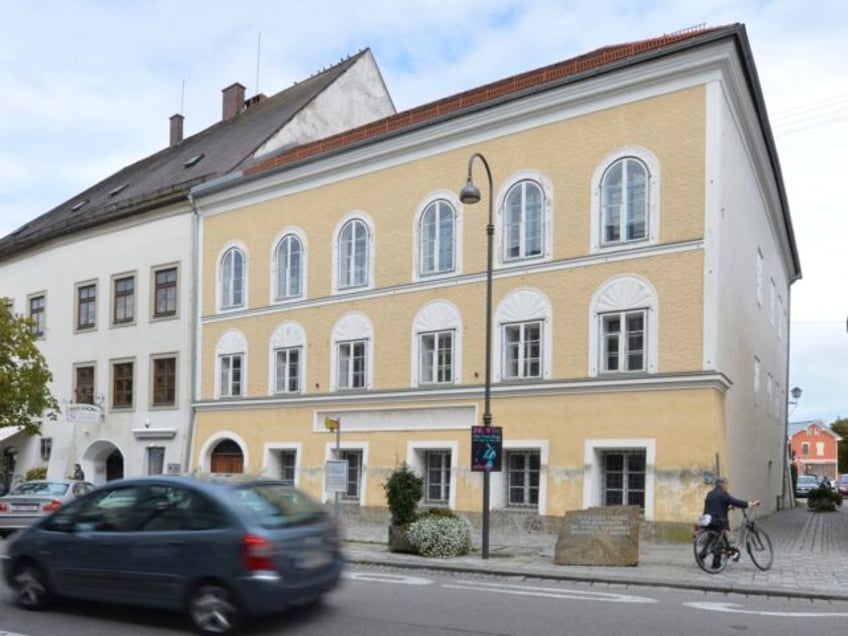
383 463 423 525
406 514 473 558
25 466 47 481
807 484 843 512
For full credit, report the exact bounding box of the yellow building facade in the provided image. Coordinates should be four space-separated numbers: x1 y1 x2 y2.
190 26 798 532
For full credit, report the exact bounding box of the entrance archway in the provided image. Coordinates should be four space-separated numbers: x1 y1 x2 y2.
80 440 125 486
106 449 124 481
211 439 244 474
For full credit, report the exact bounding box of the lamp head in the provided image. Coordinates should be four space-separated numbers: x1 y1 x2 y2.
791 386 802 400
459 178 481 204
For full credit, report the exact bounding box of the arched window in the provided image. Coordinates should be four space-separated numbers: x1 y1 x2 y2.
503 180 544 261
216 329 247 398
338 218 369 289
600 158 647 245
274 233 303 300
268 321 306 394
419 199 456 275
591 147 660 252
220 246 245 309
330 312 373 390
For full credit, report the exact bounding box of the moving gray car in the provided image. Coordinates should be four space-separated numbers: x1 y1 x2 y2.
0 479 95 537
1 475 344 634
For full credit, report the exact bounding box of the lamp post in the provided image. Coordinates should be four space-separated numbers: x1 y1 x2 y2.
781 386 802 509
459 152 494 559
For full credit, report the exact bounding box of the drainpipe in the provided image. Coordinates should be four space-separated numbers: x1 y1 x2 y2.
781 290 794 510
185 191 201 473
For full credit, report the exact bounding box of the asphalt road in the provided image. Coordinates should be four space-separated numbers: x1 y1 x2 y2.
2 566 848 635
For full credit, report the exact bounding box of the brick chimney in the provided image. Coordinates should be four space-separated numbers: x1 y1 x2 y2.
222 82 246 121
169 113 184 147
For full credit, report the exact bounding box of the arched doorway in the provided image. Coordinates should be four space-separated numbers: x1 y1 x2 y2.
211 439 244 473
106 449 124 481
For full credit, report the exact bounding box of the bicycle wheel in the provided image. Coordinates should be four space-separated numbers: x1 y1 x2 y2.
693 530 727 573
746 527 774 571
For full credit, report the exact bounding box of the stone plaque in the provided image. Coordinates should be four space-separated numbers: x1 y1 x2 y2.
554 506 640 566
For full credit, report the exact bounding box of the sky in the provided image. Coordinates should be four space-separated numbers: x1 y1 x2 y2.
1 0 846 425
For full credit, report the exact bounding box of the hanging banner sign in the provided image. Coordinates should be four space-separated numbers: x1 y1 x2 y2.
471 426 502 472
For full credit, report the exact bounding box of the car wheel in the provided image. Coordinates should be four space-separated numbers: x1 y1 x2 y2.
188 583 241 635
11 561 51 610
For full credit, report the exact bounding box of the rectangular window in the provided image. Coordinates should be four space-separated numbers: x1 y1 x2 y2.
152 356 177 406
425 450 451 504
756 249 763 307
40 438 53 461
769 279 776 326
154 266 178 318
506 450 540 507
419 330 453 384
338 449 362 500
801 442 809 456
753 356 761 397
602 450 645 511
219 354 243 397
502 321 542 379
76 282 97 330
279 450 297 486
29 294 45 337
112 274 135 324
112 361 134 408
74 364 95 404
147 447 165 475
337 340 366 390
601 310 645 373
766 373 773 414
816 442 825 457
275 347 301 393
777 296 784 341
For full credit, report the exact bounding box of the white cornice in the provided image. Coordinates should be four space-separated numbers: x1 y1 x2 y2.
193 371 730 411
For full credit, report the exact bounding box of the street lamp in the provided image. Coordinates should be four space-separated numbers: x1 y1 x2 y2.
459 152 494 559
781 386 802 509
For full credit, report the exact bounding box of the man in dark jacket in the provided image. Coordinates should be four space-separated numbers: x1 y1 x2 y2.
703 477 759 560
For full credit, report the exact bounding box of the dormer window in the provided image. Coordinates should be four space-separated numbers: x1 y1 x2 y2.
184 153 205 168
71 199 89 211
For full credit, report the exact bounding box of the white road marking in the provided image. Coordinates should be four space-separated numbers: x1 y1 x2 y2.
685 601 848 617
343 571 433 585
444 580 657 604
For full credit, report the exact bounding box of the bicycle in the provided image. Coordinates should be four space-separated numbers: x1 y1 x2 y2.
693 507 774 573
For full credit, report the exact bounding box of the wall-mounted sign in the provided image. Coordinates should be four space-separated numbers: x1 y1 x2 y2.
471 426 502 472
67 404 103 424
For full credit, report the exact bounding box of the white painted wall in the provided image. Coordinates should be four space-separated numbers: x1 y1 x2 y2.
0 207 194 485
255 50 396 158
706 79 792 511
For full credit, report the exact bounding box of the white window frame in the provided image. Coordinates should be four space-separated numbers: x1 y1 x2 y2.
216 329 248 398
413 191 462 280
411 300 462 387
769 278 776 326
583 438 655 521
407 441 458 510
268 321 306 395
590 146 660 253
493 288 552 382
418 330 454 385
332 212 375 294
271 227 307 303
330 312 373 391
816 442 825 457
219 353 244 398
490 440 548 514
218 242 248 311
756 248 764 307
753 356 761 402
261 442 302 485
27 291 46 339
501 320 543 380
589 275 658 377
599 309 647 374
494 170 553 268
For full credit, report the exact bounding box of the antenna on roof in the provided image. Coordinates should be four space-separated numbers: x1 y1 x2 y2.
255 31 262 95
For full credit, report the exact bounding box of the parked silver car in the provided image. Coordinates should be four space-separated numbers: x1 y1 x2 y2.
0 480 95 537
795 474 819 498
1 475 344 634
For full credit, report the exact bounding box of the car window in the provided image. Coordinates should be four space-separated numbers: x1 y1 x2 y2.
74 486 147 531
11 481 70 496
229 484 325 528
136 485 229 532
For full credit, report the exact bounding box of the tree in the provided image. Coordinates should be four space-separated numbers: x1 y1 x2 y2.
0 298 59 435
831 417 848 474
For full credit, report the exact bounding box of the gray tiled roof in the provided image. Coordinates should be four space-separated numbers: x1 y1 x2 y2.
0 50 368 259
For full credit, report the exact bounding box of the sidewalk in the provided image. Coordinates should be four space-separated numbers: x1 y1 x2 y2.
341 506 848 601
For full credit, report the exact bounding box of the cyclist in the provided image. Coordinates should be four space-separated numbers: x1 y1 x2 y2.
703 477 760 563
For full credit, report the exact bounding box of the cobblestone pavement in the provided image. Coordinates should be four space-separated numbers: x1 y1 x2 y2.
341 505 848 600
